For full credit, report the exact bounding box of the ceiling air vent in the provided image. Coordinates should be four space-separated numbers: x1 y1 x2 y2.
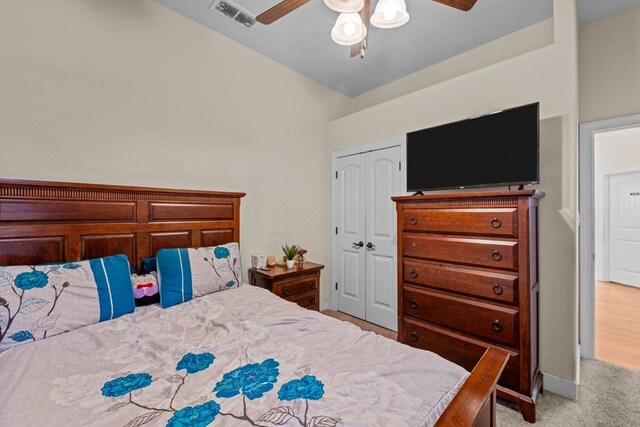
210 0 256 30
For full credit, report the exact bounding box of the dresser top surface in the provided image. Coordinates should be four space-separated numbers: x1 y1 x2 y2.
392 189 545 203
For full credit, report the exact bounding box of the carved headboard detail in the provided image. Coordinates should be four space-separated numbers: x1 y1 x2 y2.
0 179 245 269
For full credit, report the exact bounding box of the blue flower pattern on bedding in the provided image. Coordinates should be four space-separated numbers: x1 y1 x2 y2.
101 373 153 397
14 270 49 290
167 401 220 427
213 358 280 400
7 330 34 342
101 353 340 426
278 375 325 401
177 352 215 374
213 247 230 260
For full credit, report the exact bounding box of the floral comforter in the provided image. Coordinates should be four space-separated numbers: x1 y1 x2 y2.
0 285 468 427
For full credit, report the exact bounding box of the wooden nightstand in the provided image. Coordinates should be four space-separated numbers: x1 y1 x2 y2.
248 262 324 310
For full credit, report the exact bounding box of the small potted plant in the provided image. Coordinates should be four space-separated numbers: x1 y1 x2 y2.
282 244 300 269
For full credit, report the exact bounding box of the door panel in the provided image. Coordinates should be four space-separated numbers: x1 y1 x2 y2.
609 172 640 287
365 146 402 331
336 155 366 318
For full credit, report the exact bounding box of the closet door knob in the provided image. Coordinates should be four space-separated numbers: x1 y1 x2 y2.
352 241 364 248
492 283 504 295
409 217 418 226
491 218 502 228
410 299 418 309
410 332 419 342
491 251 503 261
410 270 418 279
492 320 503 332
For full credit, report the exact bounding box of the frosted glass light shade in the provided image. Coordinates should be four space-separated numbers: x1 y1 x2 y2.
331 13 367 46
324 0 364 13
370 0 409 28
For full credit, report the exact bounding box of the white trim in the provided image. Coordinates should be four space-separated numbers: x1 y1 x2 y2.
579 113 640 359
542 371 578 400
319 299 331 311
99 258 115 320
601 174 610 281
330 137 407 311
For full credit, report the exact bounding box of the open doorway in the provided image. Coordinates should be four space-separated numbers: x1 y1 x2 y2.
593 128 640 371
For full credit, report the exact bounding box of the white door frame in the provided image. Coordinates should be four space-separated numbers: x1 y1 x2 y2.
330 137 407 311
579 113 640 359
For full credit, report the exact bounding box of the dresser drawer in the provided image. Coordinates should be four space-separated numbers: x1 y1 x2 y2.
403 259 518 304
274 275 317 298
403 234 518 270
403 285 518 347
403 208 517 237
287 290 318 309
402 317 520 391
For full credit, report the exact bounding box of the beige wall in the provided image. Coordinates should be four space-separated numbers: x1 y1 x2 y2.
594 127 640 279
0 0 350 299
351 18 555 113
329 0 580 386
579 4 640 123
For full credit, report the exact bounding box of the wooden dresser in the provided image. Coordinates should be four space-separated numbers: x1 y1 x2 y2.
393 190 543 423
248 262 323 311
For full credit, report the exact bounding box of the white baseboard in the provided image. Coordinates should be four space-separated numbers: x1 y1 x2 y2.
542 371 578 400
319 299 331 311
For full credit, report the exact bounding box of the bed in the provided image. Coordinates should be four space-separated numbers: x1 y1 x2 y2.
0 179 509 426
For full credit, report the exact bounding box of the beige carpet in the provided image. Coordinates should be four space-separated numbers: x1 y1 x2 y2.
321 310 640 426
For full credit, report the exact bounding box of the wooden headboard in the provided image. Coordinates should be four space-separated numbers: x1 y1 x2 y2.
0 179 245 270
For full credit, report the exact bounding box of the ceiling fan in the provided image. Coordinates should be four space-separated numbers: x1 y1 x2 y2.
256 0 477 58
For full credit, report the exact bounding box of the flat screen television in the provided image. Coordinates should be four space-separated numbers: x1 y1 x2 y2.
406 102 539 192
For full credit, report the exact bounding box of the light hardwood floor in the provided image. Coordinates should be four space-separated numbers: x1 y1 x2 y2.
595 281 640 372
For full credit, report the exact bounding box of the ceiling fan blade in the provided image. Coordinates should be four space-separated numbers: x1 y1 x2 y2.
432 0 477 12
350 0 371 57
256 0 310 25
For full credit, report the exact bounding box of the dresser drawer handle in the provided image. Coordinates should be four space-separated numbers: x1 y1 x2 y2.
410 331 419 342
409 217 418 226
282 287 289 296
309 282 315 289
492 320 503 332
491 218 502 228
492 283 504 295
491 251 503 261
410 270 418 279
410 299 418 309
309 295 315 304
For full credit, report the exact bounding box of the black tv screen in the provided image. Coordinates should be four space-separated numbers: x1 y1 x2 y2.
407 103 539 192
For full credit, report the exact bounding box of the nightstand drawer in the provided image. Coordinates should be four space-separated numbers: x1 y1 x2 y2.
402 259 518 304
274 276 317 298
403 285 519 347
403 208 517 237
287 290 317 309
403 234 518 270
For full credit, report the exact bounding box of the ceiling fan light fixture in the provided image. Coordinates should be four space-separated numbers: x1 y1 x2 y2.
370 0 409 29
331 12 367 46
324 0 364 13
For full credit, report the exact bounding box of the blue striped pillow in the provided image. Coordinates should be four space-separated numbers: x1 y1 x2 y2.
0 254 135 352
157 243 242 309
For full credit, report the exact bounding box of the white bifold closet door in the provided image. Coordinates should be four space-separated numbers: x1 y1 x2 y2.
336 146 402 331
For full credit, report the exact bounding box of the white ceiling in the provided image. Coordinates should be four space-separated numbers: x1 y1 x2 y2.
155 0 640 96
